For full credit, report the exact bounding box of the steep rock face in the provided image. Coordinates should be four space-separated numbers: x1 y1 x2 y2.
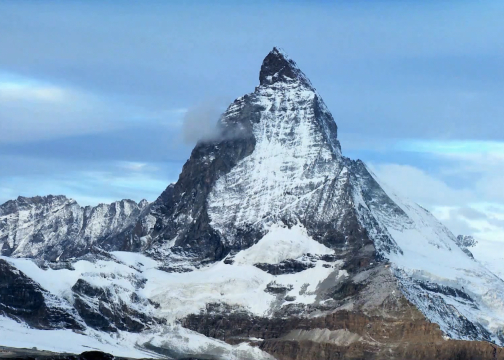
71 278 165 333
112 101 259 262
207 51 346 246
0 195 148 260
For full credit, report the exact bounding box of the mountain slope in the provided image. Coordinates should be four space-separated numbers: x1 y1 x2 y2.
0 48 503 360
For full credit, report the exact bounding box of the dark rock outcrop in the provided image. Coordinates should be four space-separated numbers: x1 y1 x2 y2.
71 279 164 333
455 235 478 258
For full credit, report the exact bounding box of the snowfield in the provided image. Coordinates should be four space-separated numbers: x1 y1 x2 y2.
4 223 344 324
233 224 334 265
0 315 275 360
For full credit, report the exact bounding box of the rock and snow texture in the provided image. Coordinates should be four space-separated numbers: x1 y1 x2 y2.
0 253 278 360
111 47 357 264
0 195 148 260
1 47 504 358
207 48 504 346
208 47 345 246
357 172 504 344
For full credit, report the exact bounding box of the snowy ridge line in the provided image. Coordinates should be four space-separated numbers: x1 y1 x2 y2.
0 195 149 260
355 163 504 344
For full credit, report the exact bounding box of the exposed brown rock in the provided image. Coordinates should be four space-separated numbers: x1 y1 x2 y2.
260 339 504 360
182 263 504 360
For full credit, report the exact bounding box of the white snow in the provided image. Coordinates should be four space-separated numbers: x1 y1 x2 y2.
0 316 275 360
0 254 282 359
3 256 142 305
233 224 333 265
4 237 341 324
143 256 344 321
112 251 159 270
0 245 344 358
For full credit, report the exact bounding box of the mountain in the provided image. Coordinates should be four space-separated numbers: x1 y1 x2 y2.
1 48 504 360
0 195 149 260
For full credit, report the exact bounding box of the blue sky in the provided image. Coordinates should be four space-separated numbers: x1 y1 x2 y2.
1 0 504 243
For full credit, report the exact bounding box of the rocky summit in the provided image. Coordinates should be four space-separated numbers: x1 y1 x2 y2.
1 48 504 360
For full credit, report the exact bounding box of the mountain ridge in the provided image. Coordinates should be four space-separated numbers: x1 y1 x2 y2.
0 194 149 260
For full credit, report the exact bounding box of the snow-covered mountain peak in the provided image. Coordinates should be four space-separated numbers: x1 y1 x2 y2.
255 48 340 153
207 49 346 245
138 199 149 208
259 47 313 88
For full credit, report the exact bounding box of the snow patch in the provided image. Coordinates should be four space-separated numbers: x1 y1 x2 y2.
281 328 362 346
0 316 151 358
233 224 333 265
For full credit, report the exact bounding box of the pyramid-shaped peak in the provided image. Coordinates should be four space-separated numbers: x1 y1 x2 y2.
259 47 312 87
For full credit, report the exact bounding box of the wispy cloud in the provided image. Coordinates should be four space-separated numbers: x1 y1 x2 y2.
0 155 183 206
0 73 120 143
0 82 65 102
0 72 186 144
117 162 150 172
398 140 504 158
181 100 229 144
